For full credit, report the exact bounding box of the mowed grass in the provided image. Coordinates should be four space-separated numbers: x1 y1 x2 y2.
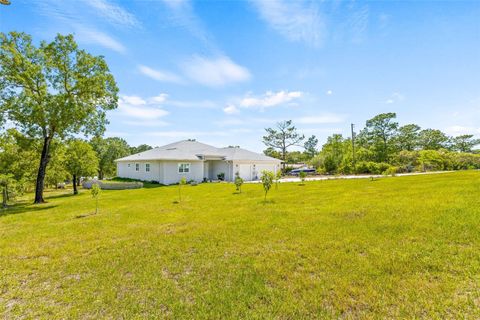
1 172 479 319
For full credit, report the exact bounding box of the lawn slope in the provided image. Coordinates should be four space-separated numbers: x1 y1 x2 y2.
1 171 479 318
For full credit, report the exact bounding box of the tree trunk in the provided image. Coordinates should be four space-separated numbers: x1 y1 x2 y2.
73 174 78 195
98 170 104 180
34 136 52 204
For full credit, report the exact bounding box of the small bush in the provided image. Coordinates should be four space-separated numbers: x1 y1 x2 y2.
91 183 101 214
260 170 274 202
234 174 244 193
217 172 225 181
383 166 399 176
299 171 307 184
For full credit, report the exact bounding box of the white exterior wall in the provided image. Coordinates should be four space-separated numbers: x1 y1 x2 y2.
233 161 280 181
161 160 204 184
117 159 281 184
116 160 161 182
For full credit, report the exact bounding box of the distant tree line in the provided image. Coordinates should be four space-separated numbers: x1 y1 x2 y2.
263 113 480 174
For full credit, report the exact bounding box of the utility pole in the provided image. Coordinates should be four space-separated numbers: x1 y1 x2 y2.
351 123 356 170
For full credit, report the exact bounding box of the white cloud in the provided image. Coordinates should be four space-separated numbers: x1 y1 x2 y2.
240 90 303 109
181 55 251 87
138 65 184 84
149 94 169 104
167 100 217 109
296 114 345 124
117 94 169 120
326 90 333 95
160 0 215 50
123 120 169 127
75 26 126 53
35 2 127 53
122 95 146 106
223 104 240 115
82 0 139 28
251 0 326 47
385 92 405 104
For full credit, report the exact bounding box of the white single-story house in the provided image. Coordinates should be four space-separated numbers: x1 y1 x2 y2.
115 140 282 184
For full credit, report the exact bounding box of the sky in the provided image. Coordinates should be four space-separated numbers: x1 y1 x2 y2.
1 0 479 152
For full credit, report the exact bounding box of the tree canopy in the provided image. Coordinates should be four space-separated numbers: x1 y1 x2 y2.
263 120 304 170
0 32 118 203
65 140 99 194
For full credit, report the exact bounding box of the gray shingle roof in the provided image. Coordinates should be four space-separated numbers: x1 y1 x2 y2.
115 140 281 162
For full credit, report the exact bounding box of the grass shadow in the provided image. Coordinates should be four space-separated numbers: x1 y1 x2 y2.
260 199 276 205
143 183 166 189
0 203 58 218
45 192 77 200
74 213 97 219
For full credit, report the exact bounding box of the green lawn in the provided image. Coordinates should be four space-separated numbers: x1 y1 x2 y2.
1 172 479 318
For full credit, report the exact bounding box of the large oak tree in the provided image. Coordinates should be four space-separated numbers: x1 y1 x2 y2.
0 32 118 203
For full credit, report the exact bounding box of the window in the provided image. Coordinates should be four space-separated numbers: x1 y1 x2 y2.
145 163 150 172
128 163 131 168
135 163 139 171
178 163 190 174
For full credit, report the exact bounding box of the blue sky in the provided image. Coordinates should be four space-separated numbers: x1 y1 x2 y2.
1 0 479 151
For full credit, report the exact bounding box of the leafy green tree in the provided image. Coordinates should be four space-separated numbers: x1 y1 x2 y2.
451 135 480 153
359 113 398 162
0 32 118 203
304 135 318 159
260 170 274 202
263 120 305 171
65 140 99 194
90 137 130 179
0 174 15 208
130 144 153 154
44 139 69 189
285 151 308 164
0 129 38 194
418 150 446 171
418 129 450 150
263 147 282 159
395 124 421 151
313 134 349 174
91 183 101 214
234 174 244 193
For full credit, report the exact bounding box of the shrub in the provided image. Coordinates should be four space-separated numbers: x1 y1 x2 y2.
217 172 225 181
354 161 392 174
91 183 101 214
418 150 445 171
299 171 307 184
234 174 244 193
383 166 399 176
260 170 274 202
